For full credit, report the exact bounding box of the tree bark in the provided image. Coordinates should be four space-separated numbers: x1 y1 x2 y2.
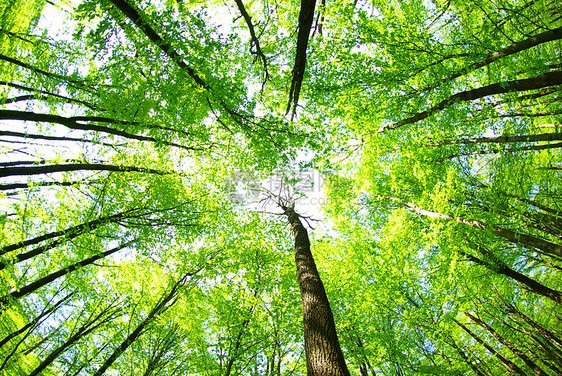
1 240 133 306
381 196 562 258
424 132 562 147
458 248 562 305
286 0 317 118
382 70 562 131
466 312 549 376
454 318 526 375
282 205 349 376
1 208 137 256
0 162 170 178
412 26 562 96
0 180 95 192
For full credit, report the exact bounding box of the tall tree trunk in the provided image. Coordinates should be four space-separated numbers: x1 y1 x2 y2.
0 209 144 271
27 301 123 376
380 196 562 258
383 70 562 131
224 318 250 376
0 80 97 109
0 162 170 178
506 303 562 350
0 179 96 192
0 109 195 150
92 266 203 376
423 132 562 147
454 318 526 375
412 26 562 96
439 142 562 160
286 0 317 117
500 318 562 374
446 336 486 376
233 0 268 77
1 208 137 255
0 240 134 307
281 204 349 376
466 312 549 376
106 0 208 89
458 248 562 305
0 293 73 349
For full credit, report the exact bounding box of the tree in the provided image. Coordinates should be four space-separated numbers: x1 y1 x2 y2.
1 0 561 374
279 199 349 375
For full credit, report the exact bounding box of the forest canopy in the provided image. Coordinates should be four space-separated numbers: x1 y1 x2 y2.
0 0 561 374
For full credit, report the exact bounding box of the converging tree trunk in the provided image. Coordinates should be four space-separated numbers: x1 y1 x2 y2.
454 318 526 376
0 240 134 307
379 196 562 258
281 203 349 376
92 266 203 376
458 246 562 305
383 70 562 131
466 312 549 376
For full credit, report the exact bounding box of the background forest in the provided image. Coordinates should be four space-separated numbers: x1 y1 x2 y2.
0 0 561 374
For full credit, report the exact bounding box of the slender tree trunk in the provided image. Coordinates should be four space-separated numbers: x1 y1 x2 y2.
0 210 143 271
383 70 562 131
286 0 317 117
413 26 562 95
458 248 562 305
142 325 179 376
0 293 73 371
1 208 137 255
500 318 562 374
381 196 562 258
439 142 562 160
0 80 97 109
465 200 562 241
92 268 200 376
0 109 195 150
0 162 170 178
1 241 133 307
106 0 207 89
224 318 250 376
0 294 72 349
0 180 96 192
282 204 349 376
424 132 562 147
506 304 562 349
454 319 526 375
446 335 486 376
0 130 116 147
347 329 373 376
0 54 88 87
466 312 549 376
233 0 268 76
472 185 562 218
27 302 122 376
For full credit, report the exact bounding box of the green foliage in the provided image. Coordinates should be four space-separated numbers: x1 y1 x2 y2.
0 0 561 374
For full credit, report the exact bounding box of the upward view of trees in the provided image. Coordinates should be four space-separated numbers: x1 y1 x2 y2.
0 0 560 374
